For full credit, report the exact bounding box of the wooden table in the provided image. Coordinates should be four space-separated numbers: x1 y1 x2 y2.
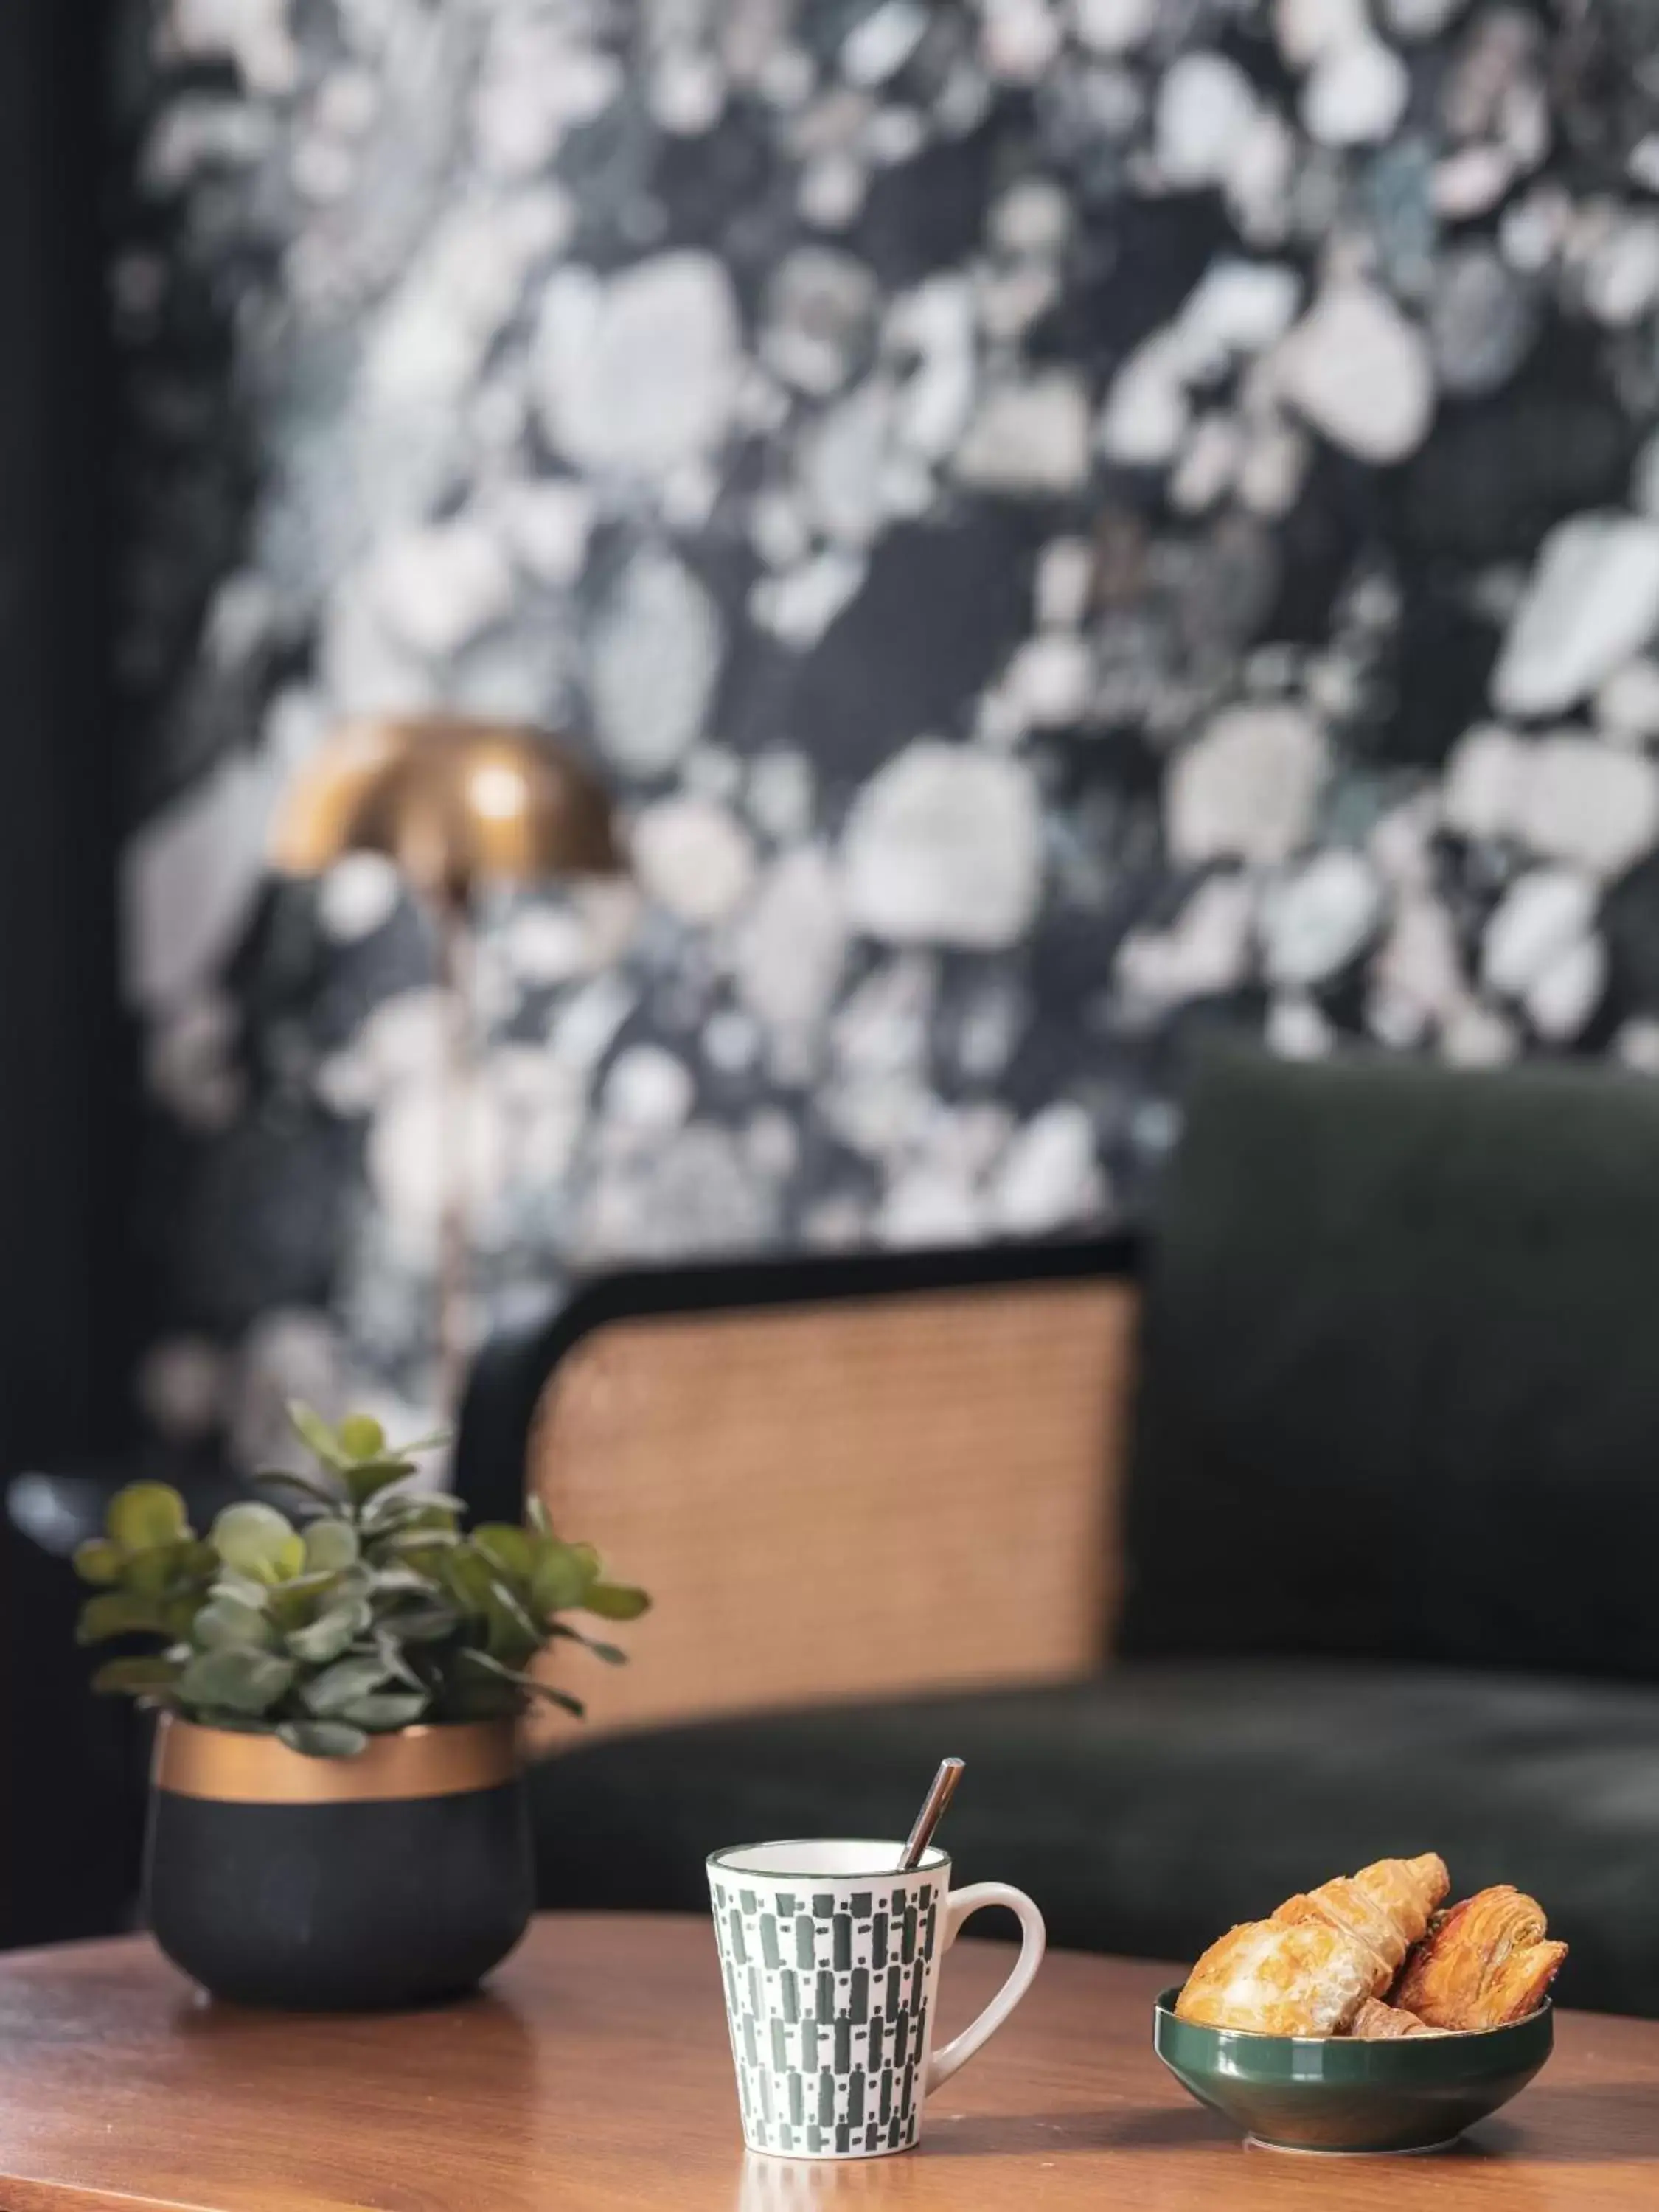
0 1916 1652 2210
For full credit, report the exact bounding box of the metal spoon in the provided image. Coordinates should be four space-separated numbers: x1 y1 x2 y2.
899 1757 965 1871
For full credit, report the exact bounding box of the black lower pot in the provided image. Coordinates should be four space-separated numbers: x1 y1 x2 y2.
145 1717 534 2010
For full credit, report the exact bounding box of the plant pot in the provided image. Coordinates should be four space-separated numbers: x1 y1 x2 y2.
145 1715 534 2010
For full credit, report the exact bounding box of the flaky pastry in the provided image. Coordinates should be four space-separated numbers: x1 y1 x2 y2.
1393 1885 1566 2030
1175 1854 1450 2036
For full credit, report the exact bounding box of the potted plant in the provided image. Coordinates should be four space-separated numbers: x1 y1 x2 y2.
74 1405 648 2010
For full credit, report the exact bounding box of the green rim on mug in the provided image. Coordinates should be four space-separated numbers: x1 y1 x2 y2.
1153 1987 1554 2154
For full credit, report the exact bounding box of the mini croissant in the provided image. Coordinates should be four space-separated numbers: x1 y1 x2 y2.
1393 1885 1566 2030
1175 1854 1450 2037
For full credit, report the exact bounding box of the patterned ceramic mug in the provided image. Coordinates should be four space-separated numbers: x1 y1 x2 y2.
708 1837 1046 2160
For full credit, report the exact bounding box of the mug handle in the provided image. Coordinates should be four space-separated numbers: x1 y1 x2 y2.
925 1882 1046 2093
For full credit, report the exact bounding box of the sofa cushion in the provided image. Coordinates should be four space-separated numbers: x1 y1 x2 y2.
1120 1043 1659 1680
530 1661 1659 2017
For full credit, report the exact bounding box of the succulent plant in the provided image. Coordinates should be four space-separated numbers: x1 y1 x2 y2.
74 1405 649 1756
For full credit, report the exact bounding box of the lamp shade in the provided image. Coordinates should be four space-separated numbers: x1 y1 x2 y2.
271 716 625 901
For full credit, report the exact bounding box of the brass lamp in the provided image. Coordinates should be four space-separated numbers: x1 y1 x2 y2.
272 715 627 1414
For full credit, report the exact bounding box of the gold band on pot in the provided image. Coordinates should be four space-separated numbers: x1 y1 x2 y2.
152 1715 520 1804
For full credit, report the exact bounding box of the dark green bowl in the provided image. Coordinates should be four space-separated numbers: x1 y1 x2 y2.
1153 1987 1553 2154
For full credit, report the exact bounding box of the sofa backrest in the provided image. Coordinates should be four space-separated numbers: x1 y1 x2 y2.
1119 1043 1659 1681
459 1242 1138 1744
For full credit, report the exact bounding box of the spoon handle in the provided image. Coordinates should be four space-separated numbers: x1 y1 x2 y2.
900 1756 965 1871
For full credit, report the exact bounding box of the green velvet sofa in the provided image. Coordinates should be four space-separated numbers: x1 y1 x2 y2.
461 1044 1659 2017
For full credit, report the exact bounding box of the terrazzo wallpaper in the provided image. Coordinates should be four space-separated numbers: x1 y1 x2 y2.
116 0 1659 1455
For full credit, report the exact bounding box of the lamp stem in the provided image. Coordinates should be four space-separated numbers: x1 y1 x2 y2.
434 889 474 1425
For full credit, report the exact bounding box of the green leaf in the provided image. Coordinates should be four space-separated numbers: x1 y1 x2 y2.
549 1622 627 1665
529 1539 594 1615
73 1538 124 1587
441 1547 499 1617
302 1654 396 1717
369 1635 425 1691
361 1488 467 1531
211 1502 306 1585
520 1679 585 1718
91 1655 183 1696
376 1532 464 1568
302 1518 360 1574
343 1458 420 1507
193 1596 277 1652
177 1646 296 1717
384 1538 464 1582
377 1601 459 1644
255 1467 343 1512
444 1545 548 1663
481 1573 543 1653
525 1495 551 1538
163 1595 208 1640
366 1563 443 1596
282 1565 356 1597
473 1524 535 1587
582 1582 651 1623
76 1590 163 1644
487 1626 542 1672
108 1483 189 1554
372 1628 425 1672
337 1413 387 1462
125 1546 184 1598
334 1691 430 1731
211 1568 271 1608
285 1597 371 1664
460 1646 585 1718
288 1400 352 1472
278 1720 369 1759
264 1575 334 1636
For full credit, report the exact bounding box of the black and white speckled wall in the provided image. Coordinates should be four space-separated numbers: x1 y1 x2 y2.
114 0 1659 1453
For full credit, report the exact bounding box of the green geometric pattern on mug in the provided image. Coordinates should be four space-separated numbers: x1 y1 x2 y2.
710 1878 940 2156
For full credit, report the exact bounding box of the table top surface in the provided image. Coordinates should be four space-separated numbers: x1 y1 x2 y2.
0 1916 1652 2211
